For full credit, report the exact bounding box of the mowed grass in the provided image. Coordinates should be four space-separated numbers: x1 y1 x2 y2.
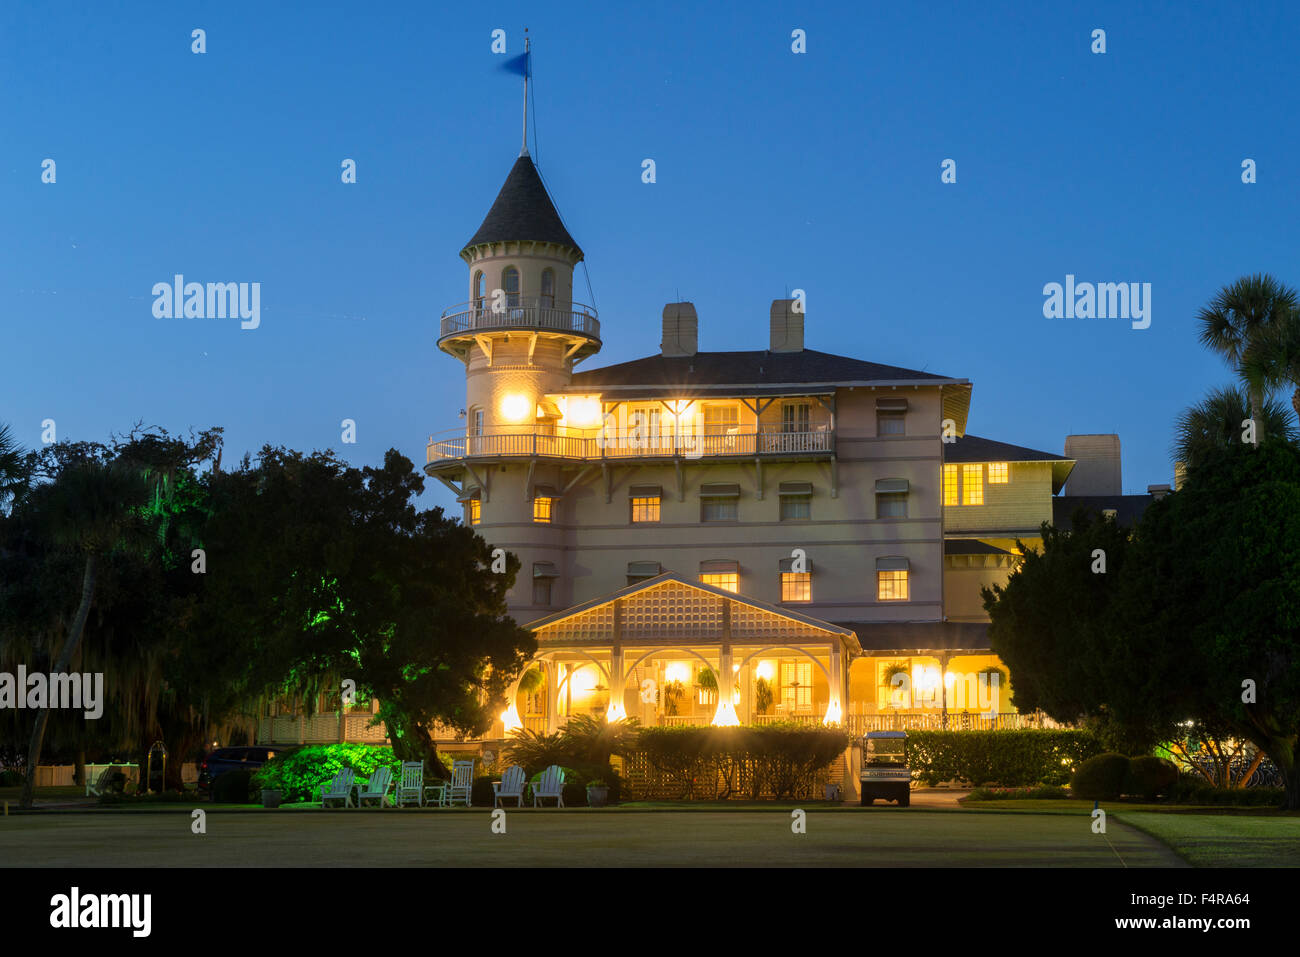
0 808 1182 867
1114 812 1300 867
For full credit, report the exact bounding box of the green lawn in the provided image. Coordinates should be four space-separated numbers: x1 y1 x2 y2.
0 807 1182 867
1114 811 1300 867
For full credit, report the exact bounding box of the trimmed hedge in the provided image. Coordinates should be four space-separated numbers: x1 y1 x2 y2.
637 724 848 800
212 769 255 803
906 730 1104 787
1070 752 1130 800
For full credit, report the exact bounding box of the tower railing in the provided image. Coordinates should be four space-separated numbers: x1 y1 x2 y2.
439 298 600 341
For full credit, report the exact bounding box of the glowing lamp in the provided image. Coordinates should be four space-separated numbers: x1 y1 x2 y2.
606 699 627 722
755 660 775 682
500 703 523 735
564 395 603 428
570 667 598 696
943 671 957 687
711 700 741 727
823 699 843 727
500 392 531 423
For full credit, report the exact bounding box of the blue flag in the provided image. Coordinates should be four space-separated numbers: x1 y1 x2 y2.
500 51 530 78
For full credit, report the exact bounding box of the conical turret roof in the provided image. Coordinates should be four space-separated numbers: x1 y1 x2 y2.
463 154 582 257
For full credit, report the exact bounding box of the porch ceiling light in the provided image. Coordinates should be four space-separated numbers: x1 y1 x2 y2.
571 667 598 695
711 700 741 727
755 660 775 682
664 662 691 684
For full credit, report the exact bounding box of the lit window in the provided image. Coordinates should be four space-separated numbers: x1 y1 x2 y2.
502 266 520 307
877 570 909 601
700 573 738 593
471 409 484 437
780 661 812 713
631 496 661 523
962 465 983 505
988 462 1009 484
943 464 959 506
876 493 907 518
703 404 739 436
781 572 811 602
782 402 811 432
533 497 553 523
468 499 481 525
877 411 905 435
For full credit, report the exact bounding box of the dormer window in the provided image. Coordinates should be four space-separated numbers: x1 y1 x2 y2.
541 268 555 308
503 266 520 308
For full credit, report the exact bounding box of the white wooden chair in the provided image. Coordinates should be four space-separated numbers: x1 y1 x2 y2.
447 759 475 807
395 761 425 807
533 765 565 807
493 765 527 807
358 766 393 808
320 768 356 808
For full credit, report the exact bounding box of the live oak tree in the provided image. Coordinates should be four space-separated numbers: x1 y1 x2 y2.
985 441 1300 807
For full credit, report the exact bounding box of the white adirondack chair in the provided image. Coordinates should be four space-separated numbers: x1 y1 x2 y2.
448 760 475 807
320 768 356 808
395 761 425 807
493 765 527 807
533 765 565 808
358 766 393 808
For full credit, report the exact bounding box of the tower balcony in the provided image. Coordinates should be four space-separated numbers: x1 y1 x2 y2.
425 425 834 467
437 298 601 360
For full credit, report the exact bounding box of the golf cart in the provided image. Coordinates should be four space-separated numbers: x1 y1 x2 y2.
860 730 911 806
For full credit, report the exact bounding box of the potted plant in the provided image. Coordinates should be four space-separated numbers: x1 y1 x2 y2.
754 676 774 716
586 778 610 808
661 679 685 716
261 788 283 809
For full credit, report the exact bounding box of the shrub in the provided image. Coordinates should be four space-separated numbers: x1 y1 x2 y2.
471 775 500 807
212 769 255 803
1071 752 1130 800
966 784 1069 800
0 770 25 787
636 725 848 800
1124 756 1178 798
1168 776 1286 806
907 730 1103 787
251 744 400 803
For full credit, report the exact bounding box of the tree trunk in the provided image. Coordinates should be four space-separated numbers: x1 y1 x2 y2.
19 553 98 809
73 751 85 788
1292 387 1300 424
1251 387 1266 444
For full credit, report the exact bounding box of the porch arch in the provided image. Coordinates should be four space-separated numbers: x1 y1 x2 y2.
736 645 832 682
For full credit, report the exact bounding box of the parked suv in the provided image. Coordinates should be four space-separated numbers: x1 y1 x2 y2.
197 746 280 793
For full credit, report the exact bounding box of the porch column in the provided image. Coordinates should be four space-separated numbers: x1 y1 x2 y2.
545 660 558 734
712 642 740 725
606 646 626 721
938 652 951 730
824 644 843 726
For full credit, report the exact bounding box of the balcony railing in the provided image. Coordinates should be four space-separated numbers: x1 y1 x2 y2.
439 297 601 342
426 426 834 464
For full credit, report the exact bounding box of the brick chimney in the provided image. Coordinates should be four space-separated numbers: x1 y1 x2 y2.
769 298 804 353
661 302 697 357
1064 434 1122 495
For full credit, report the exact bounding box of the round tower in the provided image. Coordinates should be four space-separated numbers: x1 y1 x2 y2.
433 150 599 614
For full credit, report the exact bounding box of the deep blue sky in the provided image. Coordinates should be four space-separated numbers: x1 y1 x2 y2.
4 1 1298 508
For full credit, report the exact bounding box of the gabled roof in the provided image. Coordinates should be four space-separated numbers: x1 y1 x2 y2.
567 349 960 393
523 572 858 652
463 155 582 256
945 434 1075 492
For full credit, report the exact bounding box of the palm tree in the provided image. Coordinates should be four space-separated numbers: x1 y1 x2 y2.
1172 385 1298 470
1197 274 1300 444
0 423 26 511
1240 311 1300 422
19 460 155 808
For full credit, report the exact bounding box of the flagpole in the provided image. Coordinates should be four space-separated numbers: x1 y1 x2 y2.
521 32 529 156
